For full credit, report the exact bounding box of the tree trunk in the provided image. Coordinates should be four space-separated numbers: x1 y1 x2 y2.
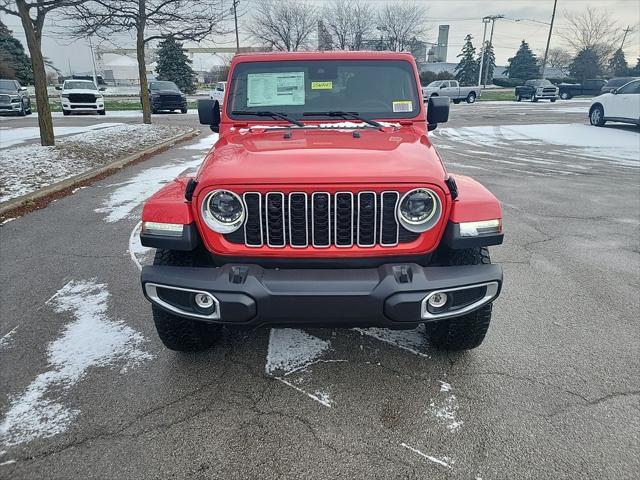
16 1 54 146
137 0 151 124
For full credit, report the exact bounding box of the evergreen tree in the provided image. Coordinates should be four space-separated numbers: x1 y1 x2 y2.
570 47 602 81
155 37 196 94
608 48 629 77
630 57 640 76
477 41 496 85
0 20 33 84
454 34 478 86
505 40 540 80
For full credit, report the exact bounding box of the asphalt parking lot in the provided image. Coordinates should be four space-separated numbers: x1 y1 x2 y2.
1 100 639 479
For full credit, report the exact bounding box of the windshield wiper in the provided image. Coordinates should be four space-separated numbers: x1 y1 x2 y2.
302 111 382 128
232 110 304 127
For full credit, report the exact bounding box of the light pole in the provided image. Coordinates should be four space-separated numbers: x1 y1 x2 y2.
88 36 98 86
483 15 503 87
477 17 490 88
540 0 558 78
232 0 240 53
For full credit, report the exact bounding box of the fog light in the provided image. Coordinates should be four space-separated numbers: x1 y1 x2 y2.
428 292 448 308
194 293 215 310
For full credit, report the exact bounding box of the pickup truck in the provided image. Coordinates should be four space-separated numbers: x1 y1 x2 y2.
515 79 558 102
422 80 480 104
558 79 606 99
139 51 504 353
209 81 226 104
0 79 32 116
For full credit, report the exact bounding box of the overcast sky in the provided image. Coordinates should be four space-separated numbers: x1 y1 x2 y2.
2 0 638 74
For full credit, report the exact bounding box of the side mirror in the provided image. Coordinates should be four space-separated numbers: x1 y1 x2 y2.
20 86 27 91
99 86 106 91
440 84 446 89
198 99 220 133
611 88 618 95
427 96 449 131
55 86 62 90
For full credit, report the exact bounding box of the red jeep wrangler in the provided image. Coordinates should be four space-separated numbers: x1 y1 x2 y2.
139 51 504 352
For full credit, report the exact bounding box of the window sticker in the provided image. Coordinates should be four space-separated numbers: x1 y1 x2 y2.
247 72 305 107
311 81 333 90
392 100 413 112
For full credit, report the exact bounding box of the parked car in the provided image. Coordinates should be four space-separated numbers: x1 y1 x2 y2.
515 79 558 102
601 77 640 94
57 79 105 115
0 79 32 116
138 51 504 353
148 81 188 114
210 81 226 104
558 79 606 99
589 79 640 127
422 80 480 104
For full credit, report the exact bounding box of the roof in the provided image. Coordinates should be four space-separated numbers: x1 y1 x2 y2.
232 50 416 63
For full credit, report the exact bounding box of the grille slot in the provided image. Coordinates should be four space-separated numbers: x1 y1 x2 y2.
68 93 97 103
226 190 425 248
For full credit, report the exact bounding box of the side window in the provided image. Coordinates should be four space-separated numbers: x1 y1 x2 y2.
216 83 224 92
441 81 449 88
450 81 458 87
618 81 640 94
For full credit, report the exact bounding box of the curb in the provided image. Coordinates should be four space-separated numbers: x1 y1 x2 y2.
0 128 200 218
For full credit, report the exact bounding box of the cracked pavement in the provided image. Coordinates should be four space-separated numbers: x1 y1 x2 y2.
1 101 639 479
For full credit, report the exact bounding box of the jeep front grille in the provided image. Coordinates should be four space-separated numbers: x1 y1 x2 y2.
224 191 420 248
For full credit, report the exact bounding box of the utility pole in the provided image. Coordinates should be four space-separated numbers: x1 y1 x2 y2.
482 15 503 87
541 0 558 79
477 17 490 88
232 0 240 53
88 36 98 86
620 26 633 49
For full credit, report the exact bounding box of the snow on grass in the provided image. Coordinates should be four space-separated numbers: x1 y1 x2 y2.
0 124 192 203
0 280 152 446
0 123 122 149
435 123 640 165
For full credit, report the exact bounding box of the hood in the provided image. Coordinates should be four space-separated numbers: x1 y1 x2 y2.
151 90 183 95
196 126 446 187
0 89 19 95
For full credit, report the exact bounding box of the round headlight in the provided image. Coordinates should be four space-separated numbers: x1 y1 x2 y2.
202 190 245 233
397 188 441 233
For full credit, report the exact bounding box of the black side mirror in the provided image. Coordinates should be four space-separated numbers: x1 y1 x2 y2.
198 99 220 132
55 86 62 90
99 87 106 91
611 88 618 95
427 96 449 131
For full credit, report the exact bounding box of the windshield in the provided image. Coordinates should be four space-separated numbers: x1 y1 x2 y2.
227 60 420 121
529 80 553 86
608 78 634 87
0 80 17 90
150 81 180 91
64 81 97 90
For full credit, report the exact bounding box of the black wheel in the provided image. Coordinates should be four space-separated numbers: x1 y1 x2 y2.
98 109 106 115
26 100 32 115
531 95 538 103
550 98 556 102
151 107 158 114
516 94 522 102
424 247 493 351
62 109 70 116
452 99 461 104
151 249 222 352
466 92 476 104
18 101 26 116
181 107 188 113
589 104 606 127
559 92 570 100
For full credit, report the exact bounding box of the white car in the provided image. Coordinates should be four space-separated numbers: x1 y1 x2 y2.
57 79 105 115
209 81 226 104
589 79 640 127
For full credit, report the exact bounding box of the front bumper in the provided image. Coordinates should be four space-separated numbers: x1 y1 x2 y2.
0 103 23 113
62 102 104 111
141 263 503 328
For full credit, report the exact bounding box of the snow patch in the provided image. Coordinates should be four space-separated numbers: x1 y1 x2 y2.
180 133 219 150
265 328 330 375
0 327 18 350
128 221 153 271
0 123 122 149
400 443 453 469
95 158 201 223
428 383 463 432
0 280 152 446
355 325 431 358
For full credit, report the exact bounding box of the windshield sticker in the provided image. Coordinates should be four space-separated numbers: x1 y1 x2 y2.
392 100 413 112
311 81 333 90
247 72 305 107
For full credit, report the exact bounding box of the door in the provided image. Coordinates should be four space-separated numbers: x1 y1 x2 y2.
442 81 458 98
607 80 640 119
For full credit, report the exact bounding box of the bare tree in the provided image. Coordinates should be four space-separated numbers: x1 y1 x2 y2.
246 0 318 52
0 0 87 146
559 7 623 65
542 47 572 76
63 0 231 124
322 0 374 50
376 2 429 52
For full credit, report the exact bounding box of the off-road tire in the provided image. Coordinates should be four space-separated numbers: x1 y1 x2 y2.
466 92 476 104
424 247 493 351
151 249 222 352
589 104 606 127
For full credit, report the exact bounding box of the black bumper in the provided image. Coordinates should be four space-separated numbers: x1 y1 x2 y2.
141 263 503 328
